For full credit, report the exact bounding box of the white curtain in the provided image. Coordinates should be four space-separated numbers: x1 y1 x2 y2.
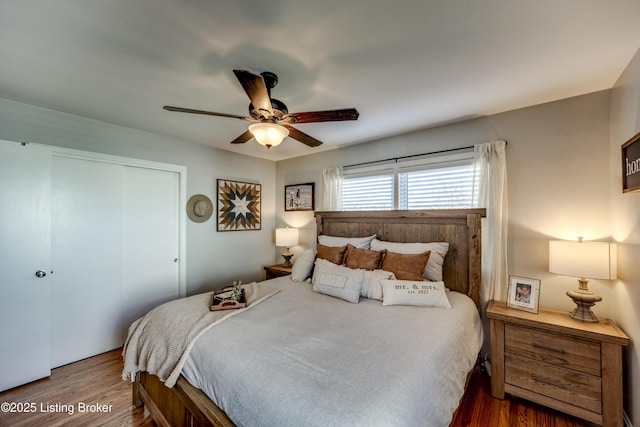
322 167 343 211
473 140 508 306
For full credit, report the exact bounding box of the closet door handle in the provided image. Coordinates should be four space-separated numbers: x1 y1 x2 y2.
35 270 47 278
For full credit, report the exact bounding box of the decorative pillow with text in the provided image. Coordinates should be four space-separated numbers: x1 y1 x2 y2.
312 258 365 303
381 280 451 307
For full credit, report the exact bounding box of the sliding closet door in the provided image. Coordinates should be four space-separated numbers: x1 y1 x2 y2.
0 142 183 386
50 156 125 368
50 157 181 368
120 166 180 333
0 141 52 391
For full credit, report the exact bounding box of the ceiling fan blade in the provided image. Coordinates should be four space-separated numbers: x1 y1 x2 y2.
230 130 254 144
163 105 251 120
282 108 359 124
282 125 323 147
232 70 273 118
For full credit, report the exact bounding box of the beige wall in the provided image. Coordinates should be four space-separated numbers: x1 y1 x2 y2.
610 47 640 425
0 97 277 296
492 91 613 316
277 90 613 315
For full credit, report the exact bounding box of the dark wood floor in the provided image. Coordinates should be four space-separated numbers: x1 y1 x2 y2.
451 367 596 427
0 349 595 427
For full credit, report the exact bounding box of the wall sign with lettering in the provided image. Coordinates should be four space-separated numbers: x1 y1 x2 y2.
622 131 640 193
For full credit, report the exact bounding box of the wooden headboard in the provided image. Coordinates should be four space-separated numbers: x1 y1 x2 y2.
314 209 486 309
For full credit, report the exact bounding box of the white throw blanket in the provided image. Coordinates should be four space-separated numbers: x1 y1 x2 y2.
122 282 279 387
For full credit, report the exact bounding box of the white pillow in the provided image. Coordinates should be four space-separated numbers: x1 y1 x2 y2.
370 239 449 282
361 270 396 300
318 234 376 249
312 258 364 303
381 280 451 308
291 248 316 282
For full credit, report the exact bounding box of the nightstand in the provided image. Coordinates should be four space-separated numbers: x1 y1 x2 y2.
263 264 292 280
487 300 629 427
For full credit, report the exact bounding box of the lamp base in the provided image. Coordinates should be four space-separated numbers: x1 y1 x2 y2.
566 282 602 323
281 249 293 267
282 254 293 267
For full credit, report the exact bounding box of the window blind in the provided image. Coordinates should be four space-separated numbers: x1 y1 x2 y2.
342 173 394 210
342 152 475 210
398 163 475 209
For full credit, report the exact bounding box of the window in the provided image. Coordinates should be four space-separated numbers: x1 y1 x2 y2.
342 152 476 211
342 172 394 210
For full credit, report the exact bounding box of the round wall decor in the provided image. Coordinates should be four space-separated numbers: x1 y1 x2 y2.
186 194 213 223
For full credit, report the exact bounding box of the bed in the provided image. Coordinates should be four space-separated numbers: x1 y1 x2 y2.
129 208 486 427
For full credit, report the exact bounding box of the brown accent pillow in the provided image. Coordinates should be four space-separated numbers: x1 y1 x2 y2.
380 250 431 281
344 244 386 271
316 244 347 265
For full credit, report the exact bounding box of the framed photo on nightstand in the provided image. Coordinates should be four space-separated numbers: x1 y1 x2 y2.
507 275 541 313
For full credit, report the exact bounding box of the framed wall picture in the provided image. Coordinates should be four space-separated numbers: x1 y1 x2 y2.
622 130 640 193
506 276 541 314
216 179 261 231
285 183 315 211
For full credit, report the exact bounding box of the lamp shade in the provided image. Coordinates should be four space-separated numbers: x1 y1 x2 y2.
248 123 289 148
275 228 299 247
549 240 617 280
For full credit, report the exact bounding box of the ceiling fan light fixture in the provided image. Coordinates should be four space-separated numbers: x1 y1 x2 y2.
248 122 289 148
164 70 358 149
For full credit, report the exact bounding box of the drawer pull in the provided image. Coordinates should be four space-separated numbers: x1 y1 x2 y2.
532 342 567 354
532 375 569 390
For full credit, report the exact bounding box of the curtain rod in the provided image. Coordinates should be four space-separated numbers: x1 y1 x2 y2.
343 145 474 169
343 140 507 169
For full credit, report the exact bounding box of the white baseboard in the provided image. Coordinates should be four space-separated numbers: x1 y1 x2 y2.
624 411 633 427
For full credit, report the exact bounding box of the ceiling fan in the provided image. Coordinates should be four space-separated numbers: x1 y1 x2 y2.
163 69 359 149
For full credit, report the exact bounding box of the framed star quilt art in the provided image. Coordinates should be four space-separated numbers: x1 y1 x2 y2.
216 179 261 231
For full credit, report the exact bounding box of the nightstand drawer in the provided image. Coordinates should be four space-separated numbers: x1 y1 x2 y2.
488 301 630 426
505 324 601 376
505 354 602 414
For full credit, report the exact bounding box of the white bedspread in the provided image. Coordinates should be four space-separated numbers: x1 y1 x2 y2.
181 276 483 427
122 282 280 387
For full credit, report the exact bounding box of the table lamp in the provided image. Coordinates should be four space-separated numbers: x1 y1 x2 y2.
276 227 299 266
549 238 616 322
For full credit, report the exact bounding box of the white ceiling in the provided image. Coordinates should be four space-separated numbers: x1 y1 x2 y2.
1 1 640 161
